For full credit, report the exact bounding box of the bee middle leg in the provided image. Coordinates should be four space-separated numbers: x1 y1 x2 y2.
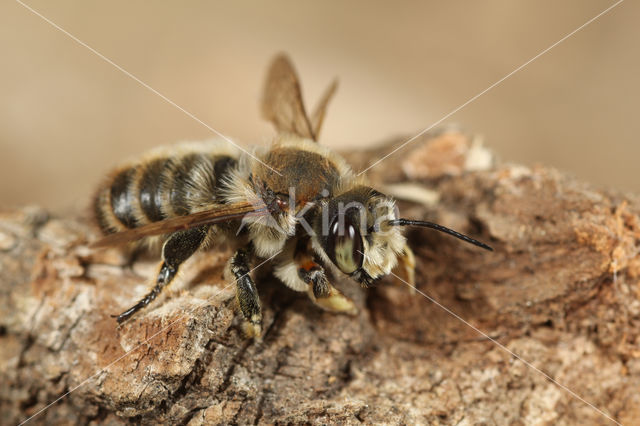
228 245 263 338
115 225 209 323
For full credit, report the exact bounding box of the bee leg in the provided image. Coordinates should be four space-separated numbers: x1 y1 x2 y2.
273 239 358 315
300 262 358 316
392 243 416 291
115 226 209 323
229 246 262 338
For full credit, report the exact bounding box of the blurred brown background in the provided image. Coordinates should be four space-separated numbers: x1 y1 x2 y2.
1 1 638 214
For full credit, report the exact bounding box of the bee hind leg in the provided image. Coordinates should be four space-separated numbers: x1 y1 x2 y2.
228 246 262 338
114 226 209 323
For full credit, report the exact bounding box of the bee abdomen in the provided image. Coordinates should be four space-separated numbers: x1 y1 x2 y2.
93 149 238 235
139 158 169 223
93 165 140 234
110 167 140 228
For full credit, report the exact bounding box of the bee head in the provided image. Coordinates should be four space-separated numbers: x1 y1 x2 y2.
313 186 406 286
312 186 493 286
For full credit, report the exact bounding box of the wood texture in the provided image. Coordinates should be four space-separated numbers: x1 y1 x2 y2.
1 132 639 424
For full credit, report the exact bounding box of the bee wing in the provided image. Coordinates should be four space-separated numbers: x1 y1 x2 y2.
90 202 268 248
310 79 338 141
262 54 316 141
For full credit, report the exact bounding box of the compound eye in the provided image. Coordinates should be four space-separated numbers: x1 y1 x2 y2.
327 216 364 274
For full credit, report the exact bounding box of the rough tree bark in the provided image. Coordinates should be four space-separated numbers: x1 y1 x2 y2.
1 131 639 425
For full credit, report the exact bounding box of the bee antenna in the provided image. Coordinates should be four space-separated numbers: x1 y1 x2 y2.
387 219 493 251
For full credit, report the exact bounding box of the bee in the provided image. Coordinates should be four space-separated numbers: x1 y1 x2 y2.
92 54 492 337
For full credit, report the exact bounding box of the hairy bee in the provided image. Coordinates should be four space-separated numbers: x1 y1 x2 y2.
92 54 492 337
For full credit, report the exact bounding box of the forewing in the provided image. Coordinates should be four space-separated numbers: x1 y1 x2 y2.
91 202 267 248
262 54 316 140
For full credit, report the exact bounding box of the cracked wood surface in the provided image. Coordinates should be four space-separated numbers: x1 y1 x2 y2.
1 131 640 425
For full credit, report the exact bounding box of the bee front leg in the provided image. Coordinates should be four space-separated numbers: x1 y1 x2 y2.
115 226 209 323
392 243 416 289
274 239 358 316
228 246 262 338
302 263 358 316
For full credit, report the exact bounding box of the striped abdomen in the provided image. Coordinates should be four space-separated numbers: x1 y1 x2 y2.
93 145 238 235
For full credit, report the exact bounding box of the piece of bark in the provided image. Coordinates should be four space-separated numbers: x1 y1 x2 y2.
2 132 640 425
